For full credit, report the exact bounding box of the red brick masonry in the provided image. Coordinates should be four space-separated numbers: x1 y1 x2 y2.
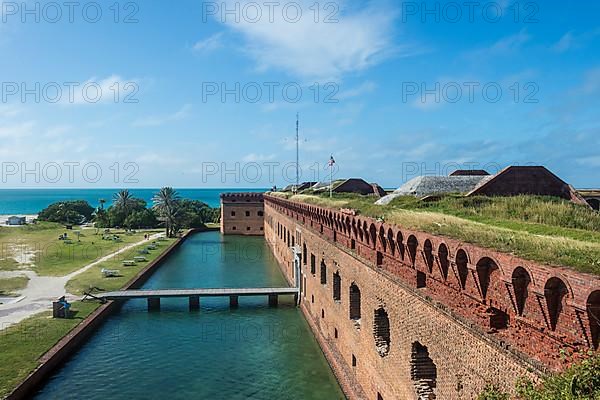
264 195 600 399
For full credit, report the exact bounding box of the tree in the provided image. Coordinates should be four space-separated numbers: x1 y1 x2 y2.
113 190 136 214
38 200 95 224
98 198 106 210
123 209 159 229
152 187 181 237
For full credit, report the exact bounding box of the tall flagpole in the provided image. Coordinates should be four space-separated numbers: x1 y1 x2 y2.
330 155 333 198
295 113 299 193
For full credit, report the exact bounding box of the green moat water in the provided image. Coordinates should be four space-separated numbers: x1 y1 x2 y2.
34 231 344 399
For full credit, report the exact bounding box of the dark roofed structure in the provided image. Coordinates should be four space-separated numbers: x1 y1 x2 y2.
450 169 490 176
466 166 588 205
282 182 317 192
311 178 384 196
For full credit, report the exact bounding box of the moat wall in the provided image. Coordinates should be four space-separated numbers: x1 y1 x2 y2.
264 199 547 400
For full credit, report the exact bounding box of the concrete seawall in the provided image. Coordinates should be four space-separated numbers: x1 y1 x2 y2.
6 228 209 400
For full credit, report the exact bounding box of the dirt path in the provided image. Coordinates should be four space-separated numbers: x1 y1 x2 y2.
0 232 164 330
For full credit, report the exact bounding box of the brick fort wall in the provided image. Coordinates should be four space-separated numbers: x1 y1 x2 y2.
263 194 600 400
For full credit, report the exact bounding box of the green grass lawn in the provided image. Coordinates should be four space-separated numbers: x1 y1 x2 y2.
0 236 178 398
0 275 30 296
0 222 163 276
271 193 600 275
66 237 176 295
0 301 99 398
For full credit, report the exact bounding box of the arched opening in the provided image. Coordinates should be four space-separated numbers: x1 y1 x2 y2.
544 277 568 331
586 290 600 349
396 231 405 260
423 240 434 272
333 271 341 301
475 257 499 300
302 243 307 265
588 198 600 211
512 267 531 316
349 283 361 321
455 249 469 289
373 307 390 357
310 253 316 275
320 260 327 285
387 229 395 256
407 235 418 266
438 244 449 280
379 226 387 252
410 342 437 400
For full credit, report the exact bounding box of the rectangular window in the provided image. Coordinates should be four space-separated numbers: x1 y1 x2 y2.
310 253 316 275
245 211 250 217
231 211 236 216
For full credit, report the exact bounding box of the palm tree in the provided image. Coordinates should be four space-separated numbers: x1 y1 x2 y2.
98 198 106 210
152 187 181 237
113 190 136 214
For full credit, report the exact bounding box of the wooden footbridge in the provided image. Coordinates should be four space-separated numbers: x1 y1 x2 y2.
94 287 300 311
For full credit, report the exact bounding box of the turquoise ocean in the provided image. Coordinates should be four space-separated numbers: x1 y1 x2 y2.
0 188 264 214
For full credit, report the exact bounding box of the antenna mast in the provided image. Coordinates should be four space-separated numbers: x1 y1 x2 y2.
295 112 300 192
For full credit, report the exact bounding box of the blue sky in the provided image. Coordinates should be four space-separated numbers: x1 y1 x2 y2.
0 0 599 189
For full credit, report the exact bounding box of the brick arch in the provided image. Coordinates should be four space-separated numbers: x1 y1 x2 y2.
378 225 387 252
544 277 569 331
423 239 434 273
437 243 450 281
407 235 418 266
587 290 600 349
352 218 358 238
387 228 396 256
396 230 405 261
345 216 351 235
511 266 531 316
455 249 470 290
363 221 370 245
357 219 364 241
475 257 500 300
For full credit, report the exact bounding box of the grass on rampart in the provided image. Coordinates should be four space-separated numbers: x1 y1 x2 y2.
0 222 163 276
270 192 600 275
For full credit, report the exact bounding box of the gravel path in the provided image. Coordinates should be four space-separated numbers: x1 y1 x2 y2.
0 232 164 330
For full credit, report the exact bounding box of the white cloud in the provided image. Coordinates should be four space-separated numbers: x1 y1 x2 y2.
553 31 575 53
0 121 35 139
465 29 531 60
193 32 224 53
337 81 377 100
132 104 192 127
242 153 277 162
218 0 400 80
63 75 138 106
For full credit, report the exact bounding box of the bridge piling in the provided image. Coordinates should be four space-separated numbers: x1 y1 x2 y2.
148 298 160 311
189 295 200 311
268 294 278 307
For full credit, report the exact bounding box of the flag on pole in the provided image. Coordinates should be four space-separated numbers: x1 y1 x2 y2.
328 155 336 167
328 155 335 198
